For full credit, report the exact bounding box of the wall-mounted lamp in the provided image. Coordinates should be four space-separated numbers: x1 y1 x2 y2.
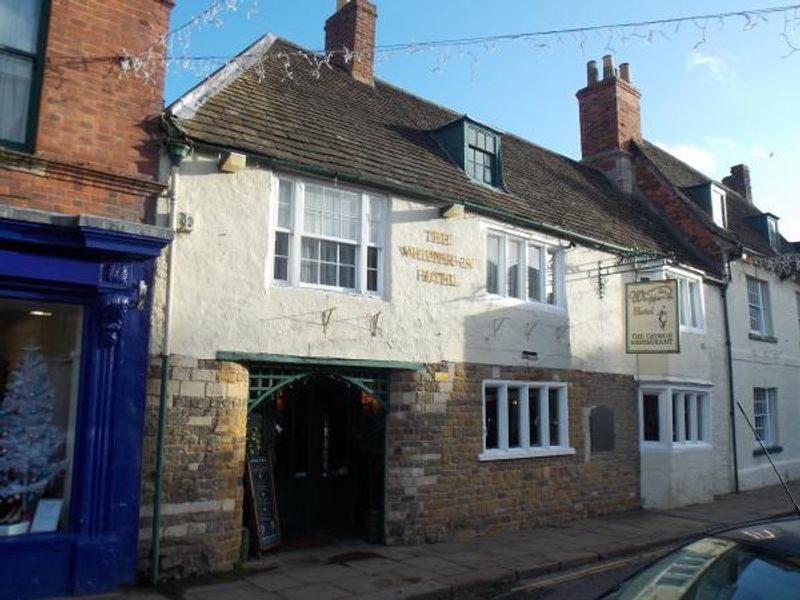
219 152 246 173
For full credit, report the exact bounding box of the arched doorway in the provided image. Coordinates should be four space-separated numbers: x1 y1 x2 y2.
245 367 387 544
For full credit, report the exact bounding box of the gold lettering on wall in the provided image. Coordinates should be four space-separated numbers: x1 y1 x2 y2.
400 230 474 288
417 269 457 286
398 246 475 270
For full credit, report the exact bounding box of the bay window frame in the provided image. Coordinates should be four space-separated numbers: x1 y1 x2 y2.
639 384 712 451
485 228 565 308
268 175 387 296
480 380 573 461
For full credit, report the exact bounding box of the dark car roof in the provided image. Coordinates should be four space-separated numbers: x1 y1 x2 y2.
716 517 800 557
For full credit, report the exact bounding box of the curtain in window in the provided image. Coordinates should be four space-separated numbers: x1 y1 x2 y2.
0 0 42 145
0 54 31 143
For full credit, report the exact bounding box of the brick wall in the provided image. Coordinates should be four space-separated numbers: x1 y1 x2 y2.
576 77 641 161
0 0 172 222
632 153 723 267
138 357 249 580
385 363 640 544
324 0 377 85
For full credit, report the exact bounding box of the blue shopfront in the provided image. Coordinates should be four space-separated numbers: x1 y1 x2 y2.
0 207 171 600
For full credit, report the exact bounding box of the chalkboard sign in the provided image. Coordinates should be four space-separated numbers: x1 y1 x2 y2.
245 455 281 553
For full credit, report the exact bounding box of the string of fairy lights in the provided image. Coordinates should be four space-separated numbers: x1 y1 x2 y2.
45 2 800 84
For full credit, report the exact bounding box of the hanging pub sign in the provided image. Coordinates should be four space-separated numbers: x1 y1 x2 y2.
625 279 680 354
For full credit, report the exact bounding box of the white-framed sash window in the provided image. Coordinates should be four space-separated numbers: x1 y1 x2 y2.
485 230 564 307
746 276 772 336
269 176 387 296
753 387 778 447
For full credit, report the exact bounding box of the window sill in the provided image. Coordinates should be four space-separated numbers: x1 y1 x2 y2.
640 442 712 453
270 280 385 300
680 325 705 335
753 445 783 457
484 294 566 313
748 332 778 343
478 447 576 461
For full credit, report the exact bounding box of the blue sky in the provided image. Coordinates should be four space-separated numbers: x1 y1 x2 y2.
164 1 800 240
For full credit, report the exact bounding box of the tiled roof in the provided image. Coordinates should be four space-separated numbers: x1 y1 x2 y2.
635 140 790 257
168 37 694 262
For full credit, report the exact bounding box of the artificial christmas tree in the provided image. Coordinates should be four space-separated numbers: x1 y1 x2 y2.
0 347 66 534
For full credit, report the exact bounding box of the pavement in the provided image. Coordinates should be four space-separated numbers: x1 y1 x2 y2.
105 481 800 600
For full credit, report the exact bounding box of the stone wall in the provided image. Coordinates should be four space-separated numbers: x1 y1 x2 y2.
385 362 640 544
138 357 248 580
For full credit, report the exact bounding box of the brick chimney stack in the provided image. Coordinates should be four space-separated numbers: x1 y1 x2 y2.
576 55 642 162
325 0 377 86
723 164 753 204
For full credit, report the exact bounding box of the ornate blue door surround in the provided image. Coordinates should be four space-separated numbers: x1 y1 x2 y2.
0 208 172 600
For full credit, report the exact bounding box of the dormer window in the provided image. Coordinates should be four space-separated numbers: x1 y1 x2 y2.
711 186 726 228
466 126 498 186
767 216 779 251
432 116 503 189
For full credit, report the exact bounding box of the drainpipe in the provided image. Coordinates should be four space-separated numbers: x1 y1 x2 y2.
721 251 740 494
150 140 190 585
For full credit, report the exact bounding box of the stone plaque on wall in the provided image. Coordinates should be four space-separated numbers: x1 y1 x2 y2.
590 405 615 452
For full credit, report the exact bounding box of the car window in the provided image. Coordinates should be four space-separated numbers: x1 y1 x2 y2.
604 537 800 599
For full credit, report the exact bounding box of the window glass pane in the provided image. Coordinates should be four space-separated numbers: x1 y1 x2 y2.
0 0 42 53
529 389 541 447
678 279 688 326
273 232 289 281
689 281 701 328
753 388 768 443
320 263 337 286
485 386 498 450
546 249 556 305
320 240 337 263
684 394 692 442
301 238 319 283
696 395 705 442
468 127 477 146
277 180 293 229
528 245 541 301
304 185 323 235
367 247 379 292
338 265 355 289
643 393 660 441
507 239 522 298
0 298 83 534
508 388 520 448
301 237 318 260
368 196 385 245
747 278 764 333
486 235 500 294
548 388 561 446
672 393 681 442
339 243 356 266
0 53 33 144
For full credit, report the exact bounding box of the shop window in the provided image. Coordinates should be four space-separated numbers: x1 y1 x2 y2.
485 230 564 307
640 385 711 449
753 387 777 447
0 0 47 151
0 298 82 536
481 381 573 460
271 177 387 295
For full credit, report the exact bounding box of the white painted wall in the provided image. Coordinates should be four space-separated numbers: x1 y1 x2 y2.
727 260 800 492
150 150 736 508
